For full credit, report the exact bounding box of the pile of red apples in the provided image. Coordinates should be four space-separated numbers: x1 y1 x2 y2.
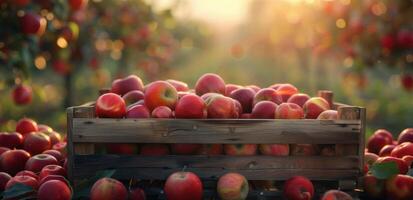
363 128 413 200
0 118 69 200
96 73 338 156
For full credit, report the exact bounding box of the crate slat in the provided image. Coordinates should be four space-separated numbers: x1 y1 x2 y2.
72 119 361 144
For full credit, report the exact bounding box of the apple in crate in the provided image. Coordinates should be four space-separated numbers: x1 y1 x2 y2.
111 75 144 96
144 81 178 111
251 101 277 119
224 144 257 155
253 88 282 105
287 93 310 108
37 180 72 200
259 144 289 156
23 132 51 155
321 190 353 200
217 173 249 200
0 149 31 175
195 73 226 96
171 144 202 155
230 88 256 113
166 79 189 92
25 153 58 173
207 95 239 118
96 93 126 118
303 97 330 119
164 171 203 200
225 84 242 96
175 94 206 119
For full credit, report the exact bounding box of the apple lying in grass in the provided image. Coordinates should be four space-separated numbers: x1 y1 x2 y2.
217 173 249 200
164 172 203 200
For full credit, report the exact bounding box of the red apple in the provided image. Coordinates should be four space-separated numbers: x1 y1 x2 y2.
229 88 256 113
90 178 128 200
283 176 314 200
253 88 282 105
107 143 138 155
217 173 248 200
52 142 67 157
402 155 413 167
37 180 72 200
240 113 251 119
16 170 39 180
195 73 226 96
375 156 408 174
126 105 150 118
38 124 53 133
246 85 261 93
386 174 413 200
363 174 384 198
274 83 298 102
122 90 145 106
171 144 202 155
225 84 243 96
0 172 11 191
39 165 66 181
144 81 178 111
151 106 173 118
391 142 413 158
398 128 413 144
16 118 38 136
43 131 61 146
0 149 31 175
198 144 223 155
25 153 58 173
129 187 146 200
21 12 47 36
287 93 310 108
321 190 352 200
224 144 257 155
140 144 170 155
175 94 206 119
12 84 32 105
317 110 338 120
23 132 51 155
303 97 330 119
401 74 413 91
0 132 23 149
207 95 238 118
251 101 277 119
164 171 203 200
367 129 394 154
290 144 318 156
111 75 144 96
6 175 38 190
38 175 69 187
275 103 304 119
379 144 397 157
259 144 289 156
96 93 126 118
166 79 189 92
69 0 88 10
0 147 10 156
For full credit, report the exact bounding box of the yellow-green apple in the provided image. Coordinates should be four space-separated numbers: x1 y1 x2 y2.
0 149 31 175
253 88 282 105
195 73 226 96
251 101 277 119
23 132 51 155
217 173 248 200
317 110 338 120
171 144 202 155
275 103 304 119
321 190 353 200
16 118 38 136
391 142 413 158
25 153 58 173
151 106 173 118
385 174 413 200
164 172 203 200
225 84 243 96
166 79 189 92
111 75 144 96
303 97 330 119
259 144 289 156
175 94 206 119
273 83 298 102
367 129 394 154
95 93 126 118
39 165 66 181
206 95 239 118
291 144 318 156
379 144 396 157
230 88 256 113
90 178 128 200
144 81 178 111
0 172 11 191
198 144 223 155
287 93 310 108
0 132 23 149
283 176 314 200
375 156 408 174
398 128 413 144
37 180 72 200
140 144 170 155
224 144 257 155
126 105 150 118
122 90 144 106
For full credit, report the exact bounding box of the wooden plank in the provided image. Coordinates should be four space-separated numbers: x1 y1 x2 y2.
73 155 359 170
358 108 367 175
72 119 361 144
336 107 361 156
73 167 359 181
72 106 95 156
66 107 75 184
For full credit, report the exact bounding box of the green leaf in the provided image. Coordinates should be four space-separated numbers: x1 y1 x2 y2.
370 162 399 179
72 169 116 199
1 183 34 200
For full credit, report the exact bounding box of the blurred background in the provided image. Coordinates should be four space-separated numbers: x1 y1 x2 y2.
0 0 412 137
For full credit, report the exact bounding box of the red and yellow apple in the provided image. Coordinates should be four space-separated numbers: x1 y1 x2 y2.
164 172 203 200
217 173 248 200
144 81 178 111
195 73 226 96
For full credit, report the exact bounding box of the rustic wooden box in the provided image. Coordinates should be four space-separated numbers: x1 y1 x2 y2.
67 91 366 198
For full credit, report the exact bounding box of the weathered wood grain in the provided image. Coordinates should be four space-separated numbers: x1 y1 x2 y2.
72 119 361 144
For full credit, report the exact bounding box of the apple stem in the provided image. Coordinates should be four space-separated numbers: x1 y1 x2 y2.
182 165 187 172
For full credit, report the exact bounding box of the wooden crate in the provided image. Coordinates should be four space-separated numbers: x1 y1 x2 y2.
67 91 366 198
